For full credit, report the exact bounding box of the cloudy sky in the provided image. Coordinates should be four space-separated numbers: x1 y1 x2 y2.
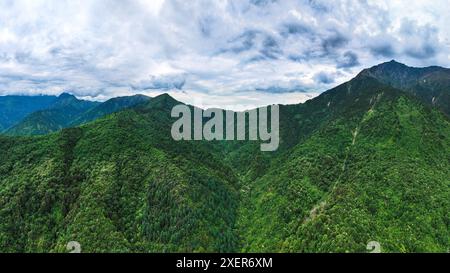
0 0 449 109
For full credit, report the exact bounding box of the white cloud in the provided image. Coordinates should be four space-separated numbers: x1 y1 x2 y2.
0 0 449 109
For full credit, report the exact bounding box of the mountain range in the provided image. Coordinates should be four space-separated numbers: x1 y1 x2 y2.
0 95 57 132
0 93 150 136
0 61 448 253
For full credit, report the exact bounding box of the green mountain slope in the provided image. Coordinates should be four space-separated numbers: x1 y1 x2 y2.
0 94 239 253
0 95 58 132
238 75 450 252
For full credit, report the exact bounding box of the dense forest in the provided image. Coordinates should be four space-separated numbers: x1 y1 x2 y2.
0 61 449 253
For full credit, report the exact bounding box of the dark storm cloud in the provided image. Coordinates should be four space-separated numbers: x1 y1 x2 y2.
322 32 349 54
222 30 259 54
198 16 215 38
314 72 335 84
404 45 437 59
307 0 330 13
370 43 396 58
337 51 360 68
260 36 282 59
279 22 312 38
220 30 282 61
250 0 277 7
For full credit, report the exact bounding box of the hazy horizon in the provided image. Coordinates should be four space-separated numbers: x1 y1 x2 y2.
1 59 447 111
1 0 450 110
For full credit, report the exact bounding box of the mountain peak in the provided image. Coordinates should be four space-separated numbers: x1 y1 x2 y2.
365 60 447 74
381 59 408 68
138 93 181 112
152 93 179 104
155 93 173 99
106 94 151 103
58 92 77 100
358 61 448 88
356 61 450 116
387 59 403 65
362 60 408 75
52 93 80 108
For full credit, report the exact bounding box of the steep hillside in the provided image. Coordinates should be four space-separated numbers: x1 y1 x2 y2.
238 75 450 252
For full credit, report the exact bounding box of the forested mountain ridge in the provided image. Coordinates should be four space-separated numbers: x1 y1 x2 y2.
0 95 58 132
70 94 151 127
3 94 150 136
0 62 449 253
4 93 100 136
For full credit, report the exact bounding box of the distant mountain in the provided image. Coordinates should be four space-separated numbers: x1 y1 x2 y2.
360 60 450 115
0 95 58 131
4 94 150 136
5 93 100 136
0 62 448 253
70 94 150 127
